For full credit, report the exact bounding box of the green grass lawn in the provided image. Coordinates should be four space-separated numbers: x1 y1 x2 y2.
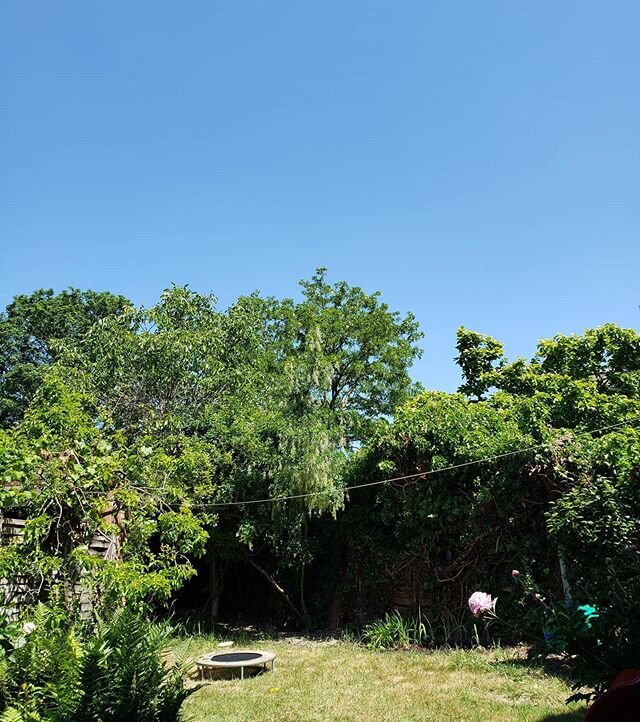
180 638 587 722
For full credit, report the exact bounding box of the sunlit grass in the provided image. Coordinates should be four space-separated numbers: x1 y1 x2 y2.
180 638 587 722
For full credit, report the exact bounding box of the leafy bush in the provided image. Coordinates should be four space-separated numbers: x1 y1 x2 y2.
362 611 425 649
484 558 640 702
539 436 640 699
533 575 640 701
0 605 192 722
0 604 83 722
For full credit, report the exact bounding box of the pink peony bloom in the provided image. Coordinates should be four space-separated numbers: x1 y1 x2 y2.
468 591 493 617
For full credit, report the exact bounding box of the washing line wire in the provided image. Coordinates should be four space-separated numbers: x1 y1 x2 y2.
199 414 640 508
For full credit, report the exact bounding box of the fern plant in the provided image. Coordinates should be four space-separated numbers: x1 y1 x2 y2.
74 608 191 722
0 604 78 721
0 605 192 722
0 708 27 722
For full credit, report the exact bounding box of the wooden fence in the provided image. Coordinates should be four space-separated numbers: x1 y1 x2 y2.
0 514 118 619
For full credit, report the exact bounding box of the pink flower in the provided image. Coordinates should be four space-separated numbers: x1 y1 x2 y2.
468 591 493 617
511 569 520 578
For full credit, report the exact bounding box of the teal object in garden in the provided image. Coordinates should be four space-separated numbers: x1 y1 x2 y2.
577 604 599 630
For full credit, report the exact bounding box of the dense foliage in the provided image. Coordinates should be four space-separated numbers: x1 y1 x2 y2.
1 274 639 700
0 605 191 722
0 289 130 427
338 324 640 695
0 272 421 625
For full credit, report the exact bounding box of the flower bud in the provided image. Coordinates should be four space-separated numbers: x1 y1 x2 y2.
511 569 520 578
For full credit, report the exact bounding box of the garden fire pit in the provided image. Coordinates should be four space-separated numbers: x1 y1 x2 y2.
196 650 276 680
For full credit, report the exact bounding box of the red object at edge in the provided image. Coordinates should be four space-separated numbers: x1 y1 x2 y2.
584 669 640 722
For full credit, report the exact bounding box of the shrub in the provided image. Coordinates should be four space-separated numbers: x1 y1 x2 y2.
473 565 640 702
0 605 193 722
531 578 640 702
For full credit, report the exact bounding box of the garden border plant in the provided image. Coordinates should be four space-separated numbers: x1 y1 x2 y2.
0 600 194 722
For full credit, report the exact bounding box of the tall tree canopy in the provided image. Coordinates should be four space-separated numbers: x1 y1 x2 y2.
282 268 423 444
0 289 131 426
2 278 639 696
0 272 423 622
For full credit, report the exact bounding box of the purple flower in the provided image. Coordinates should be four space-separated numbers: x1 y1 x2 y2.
468 591 493 617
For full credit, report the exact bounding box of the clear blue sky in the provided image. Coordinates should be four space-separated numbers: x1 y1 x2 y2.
2 1 639 391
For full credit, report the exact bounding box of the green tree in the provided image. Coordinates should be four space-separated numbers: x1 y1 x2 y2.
0 371 210 612
339 390 537 632
287 268 423 444
0 273 424 625
52 273 423 624
0 289 131 427
218 270 423 621
455 327 505 400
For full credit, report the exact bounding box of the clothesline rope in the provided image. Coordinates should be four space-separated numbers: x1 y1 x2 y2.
200 415 640 508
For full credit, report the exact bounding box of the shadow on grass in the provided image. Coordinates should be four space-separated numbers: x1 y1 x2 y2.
190 666 272 683
494 654 575 683
538 712 586 722
495 653 571 670
492 656 588 721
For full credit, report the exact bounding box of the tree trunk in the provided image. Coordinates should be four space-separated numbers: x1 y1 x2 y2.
299 514 311 626
208 550 225 628
558 551 571 601
245 555 306 625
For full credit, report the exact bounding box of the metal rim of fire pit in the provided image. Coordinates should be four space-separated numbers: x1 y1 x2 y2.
196 650 276 680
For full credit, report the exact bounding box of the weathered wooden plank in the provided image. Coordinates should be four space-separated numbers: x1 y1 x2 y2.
0 515 119 618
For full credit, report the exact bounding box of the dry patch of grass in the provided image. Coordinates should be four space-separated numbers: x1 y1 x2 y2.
180 638 587 722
